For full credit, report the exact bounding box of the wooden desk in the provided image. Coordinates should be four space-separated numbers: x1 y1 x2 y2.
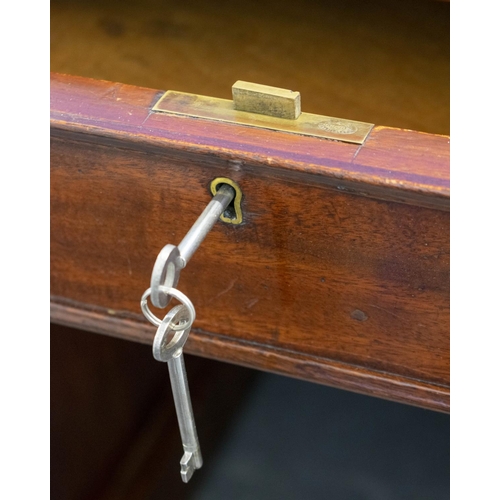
51 72 449 412
51 2 449 494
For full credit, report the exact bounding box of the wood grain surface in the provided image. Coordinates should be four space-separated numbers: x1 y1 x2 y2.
50 0 449 135
50 74 449 411
50 74 449 207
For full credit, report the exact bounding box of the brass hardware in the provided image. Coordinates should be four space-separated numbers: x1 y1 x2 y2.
153 82 373 144
232 81 301 120
210 178 243 225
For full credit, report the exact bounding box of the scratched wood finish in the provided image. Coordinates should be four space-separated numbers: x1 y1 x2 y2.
50 74 449 412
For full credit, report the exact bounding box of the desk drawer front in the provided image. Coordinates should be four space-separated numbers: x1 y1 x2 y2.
51 74 449 411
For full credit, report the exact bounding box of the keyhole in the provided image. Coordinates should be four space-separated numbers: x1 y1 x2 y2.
210 177 243 224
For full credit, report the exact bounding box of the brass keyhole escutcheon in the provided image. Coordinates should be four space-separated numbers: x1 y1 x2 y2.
210 178 243 225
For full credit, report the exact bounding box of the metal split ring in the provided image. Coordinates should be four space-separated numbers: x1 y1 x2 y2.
141 286 196 330
152 304 193 362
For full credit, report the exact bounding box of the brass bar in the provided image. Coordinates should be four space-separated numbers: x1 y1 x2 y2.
232 81 301 119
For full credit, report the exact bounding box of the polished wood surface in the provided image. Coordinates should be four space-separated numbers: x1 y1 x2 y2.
50 0 449 135
50 74 449 207
50 74 449 411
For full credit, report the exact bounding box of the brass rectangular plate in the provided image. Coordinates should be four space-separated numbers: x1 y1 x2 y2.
152 91 373 144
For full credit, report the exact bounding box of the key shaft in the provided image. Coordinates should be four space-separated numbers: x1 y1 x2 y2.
177 184 235 267
151 184 235 308
168 349 203 482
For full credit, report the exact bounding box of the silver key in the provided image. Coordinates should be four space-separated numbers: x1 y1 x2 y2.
153 305 203 483
150 183 235 309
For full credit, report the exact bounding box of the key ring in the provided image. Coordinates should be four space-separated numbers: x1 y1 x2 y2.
141 286 196 330
152 304 193 362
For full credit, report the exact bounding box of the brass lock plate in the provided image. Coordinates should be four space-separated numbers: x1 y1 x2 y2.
152 82 373 145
